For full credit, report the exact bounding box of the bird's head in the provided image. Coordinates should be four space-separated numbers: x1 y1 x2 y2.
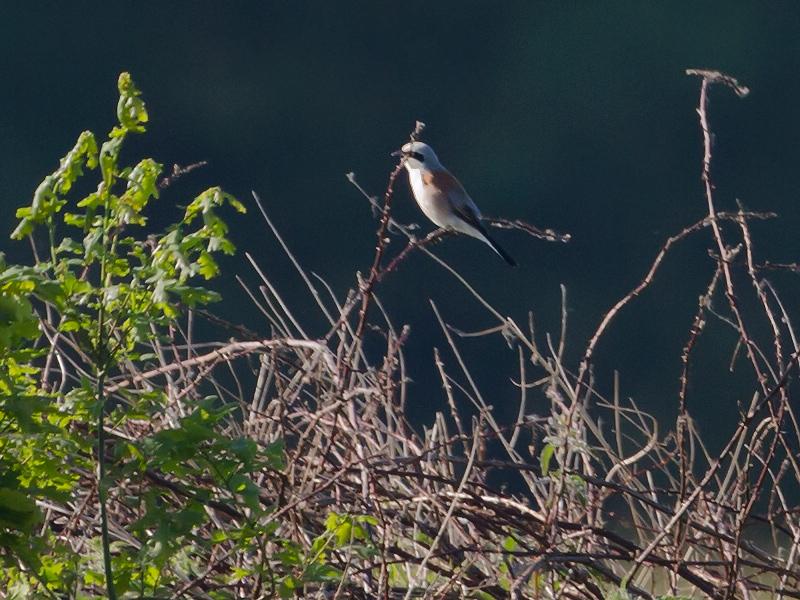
391 141 441 170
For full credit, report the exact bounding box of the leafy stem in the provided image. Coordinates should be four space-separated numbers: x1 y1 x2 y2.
96 187 116 599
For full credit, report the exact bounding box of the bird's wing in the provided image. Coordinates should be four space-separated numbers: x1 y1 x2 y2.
424 170 484 226
423 169 516 266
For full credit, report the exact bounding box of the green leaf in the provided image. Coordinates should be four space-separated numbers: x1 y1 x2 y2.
279 575 300 598
336 526 353 546
76 192 102 209
116 72 148 133
502 535 519 552
264 439 286 470
0 487 40 531
11 131 97 239
539 443 555 476
59 319 80 333
54 131 98 195
0 293 39 347
324 513 354 546
63 213 86 228
84 570 105 586
99 133 125 187
304 562 341 582
184 187 245 222
228 474 260 511
3 395 53 433
121 158 162 216
229 437 257 467
210 530 228 543
196 252 219 279
275 544 302 567
356 514 378 526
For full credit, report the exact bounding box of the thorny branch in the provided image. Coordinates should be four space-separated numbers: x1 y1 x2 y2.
29 76 800 600
157 160 209 189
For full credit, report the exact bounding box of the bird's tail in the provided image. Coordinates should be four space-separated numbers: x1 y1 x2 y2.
480 230 517 267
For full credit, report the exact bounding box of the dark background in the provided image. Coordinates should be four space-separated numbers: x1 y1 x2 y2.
4 3 800 452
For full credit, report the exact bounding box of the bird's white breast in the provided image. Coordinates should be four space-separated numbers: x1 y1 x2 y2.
408 168 451 229
408 169 426 205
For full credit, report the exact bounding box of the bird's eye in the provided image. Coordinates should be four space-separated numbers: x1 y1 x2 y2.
410 152 425 162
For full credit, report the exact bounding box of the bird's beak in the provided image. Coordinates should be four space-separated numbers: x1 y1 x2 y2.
390 149 405 158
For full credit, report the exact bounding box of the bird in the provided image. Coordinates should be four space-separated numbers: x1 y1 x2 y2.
392 141 516 266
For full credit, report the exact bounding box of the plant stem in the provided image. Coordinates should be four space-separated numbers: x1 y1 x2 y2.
96 186 117 600
96 367 116 600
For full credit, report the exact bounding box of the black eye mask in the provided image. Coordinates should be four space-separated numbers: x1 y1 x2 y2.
409 151 425 162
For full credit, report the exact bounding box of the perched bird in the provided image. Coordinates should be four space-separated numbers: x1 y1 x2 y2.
392 141 516 266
